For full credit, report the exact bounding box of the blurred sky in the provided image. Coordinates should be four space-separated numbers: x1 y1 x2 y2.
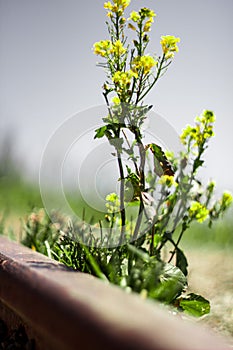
0 0 233 192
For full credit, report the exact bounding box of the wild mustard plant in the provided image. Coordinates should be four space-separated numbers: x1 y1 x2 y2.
22 0 232 316
92 0 232 313
94 0 181 246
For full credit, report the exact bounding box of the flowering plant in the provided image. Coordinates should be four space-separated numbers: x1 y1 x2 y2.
92 0 232 314
22 0 232 317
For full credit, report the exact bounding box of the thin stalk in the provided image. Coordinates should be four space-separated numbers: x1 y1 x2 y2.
132 196 144 240
135 72 144 105
117 149 126 245
149 224 155 256
133 138 146 240
99 219 103 244
122 129 140 176
116 13 120 40
168 221 189 263
138 55 166 103
109 212 115 242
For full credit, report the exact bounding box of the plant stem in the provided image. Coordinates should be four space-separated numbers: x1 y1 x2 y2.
133 197 144 240
133 134 146 240
149 224 155 256
117 149 126 245
168 224 187 263
138 55 166 102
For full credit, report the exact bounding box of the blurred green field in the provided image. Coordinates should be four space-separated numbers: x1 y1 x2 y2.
1 175 233 250
0 177 41 236
179 213 233 250
0 178 42 215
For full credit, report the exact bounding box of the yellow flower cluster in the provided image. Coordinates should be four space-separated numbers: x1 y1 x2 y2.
104 0 130 16
180 110 215 147
94 39 126 58
93 40 113 57
195 110 216 124
130 8 155 22
130 11 141 22
132 55 156 75
113 39 127 56
160 35 180 59
189 201 209 223
105 192 120 213
159 175 177 188
180 125 198 145
129 8 156 33
113 70 137 88
221 192 233 209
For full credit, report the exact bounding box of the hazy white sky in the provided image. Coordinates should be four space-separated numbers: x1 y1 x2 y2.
0 0 233 192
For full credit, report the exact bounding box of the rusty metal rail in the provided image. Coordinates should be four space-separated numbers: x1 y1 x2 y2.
0 236 231 350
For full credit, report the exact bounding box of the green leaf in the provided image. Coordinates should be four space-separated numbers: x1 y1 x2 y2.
179 293 210 317
127 244 150 262
94 126 107 139
193 158 204 173
109 137 124 151
146 143 174 177
125 167 141 202
149 263 187 303
176 248 188 276
82 244 108 281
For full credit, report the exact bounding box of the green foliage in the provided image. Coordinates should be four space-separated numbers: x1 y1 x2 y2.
19 205 214 318
21 209 60 257
0 213 6 236
178 293 210 317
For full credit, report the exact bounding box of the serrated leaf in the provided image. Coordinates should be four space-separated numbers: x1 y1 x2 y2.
176 248 188 276
179 293 210 317
146 143 174 177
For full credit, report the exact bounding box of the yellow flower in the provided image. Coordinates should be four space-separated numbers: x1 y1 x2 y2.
140 8 156 20
107 11 113 18
159 175 177 188
180 125 196 145
160 35 180 59
106 192 120 213
195 110 216 124
118 0 131 10
129 69 138 79
132 55 156 75
113 39 127 56
104 1 113 10
112 96 121 105
93 40 113 57
189 201 209 223
143 18 154 32
113 71 131 86
112 70 138 93
130 11 140 22
221 192 233 208
180 110 216 148
105 0 130 14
